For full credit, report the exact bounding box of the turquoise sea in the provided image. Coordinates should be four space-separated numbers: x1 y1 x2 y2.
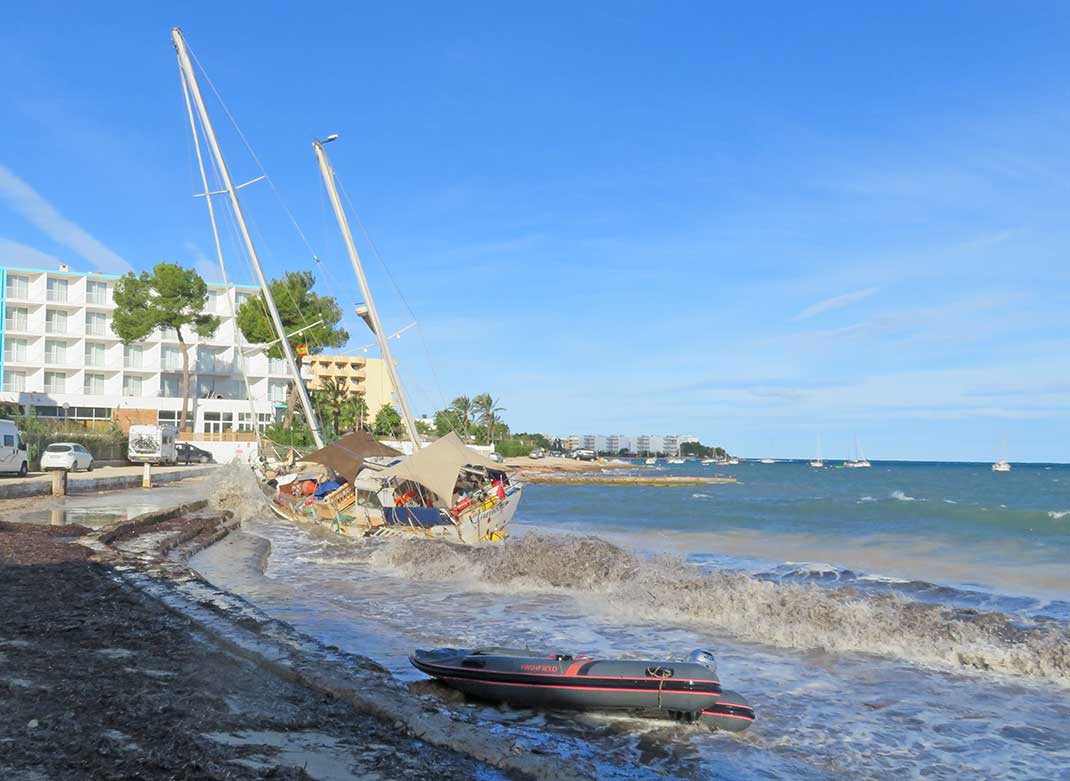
193 460 1070 780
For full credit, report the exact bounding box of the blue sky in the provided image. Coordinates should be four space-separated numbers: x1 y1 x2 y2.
1 2 1069 461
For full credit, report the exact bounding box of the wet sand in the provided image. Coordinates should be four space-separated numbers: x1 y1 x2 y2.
0 511 512 780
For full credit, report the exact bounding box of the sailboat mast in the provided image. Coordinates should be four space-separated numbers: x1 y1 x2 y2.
171 28 324 449
312 138 422 447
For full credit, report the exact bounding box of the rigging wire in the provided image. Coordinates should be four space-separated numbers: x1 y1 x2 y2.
179 64 263 444
334 176 453 417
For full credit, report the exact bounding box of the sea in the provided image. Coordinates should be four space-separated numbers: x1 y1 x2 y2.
192 460 1070 780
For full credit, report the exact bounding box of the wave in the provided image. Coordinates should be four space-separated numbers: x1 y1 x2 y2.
1049 511 1069 520
858 495 877 503
370 534 1070 687
690 493 712 499
889 490 917 502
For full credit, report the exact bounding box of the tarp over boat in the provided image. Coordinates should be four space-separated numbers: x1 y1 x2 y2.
301 430 401 482
377 432 504 502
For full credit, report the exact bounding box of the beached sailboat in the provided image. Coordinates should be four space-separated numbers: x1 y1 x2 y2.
809 435 824 468
171 28 521 544
844 437 871 468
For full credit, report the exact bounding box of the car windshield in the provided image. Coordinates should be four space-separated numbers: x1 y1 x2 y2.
45 445 72 453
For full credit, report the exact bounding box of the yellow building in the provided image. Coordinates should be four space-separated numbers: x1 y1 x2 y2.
302 354 397 421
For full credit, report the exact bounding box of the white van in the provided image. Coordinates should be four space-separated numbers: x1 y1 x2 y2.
127 424 179 465
0 420 29 476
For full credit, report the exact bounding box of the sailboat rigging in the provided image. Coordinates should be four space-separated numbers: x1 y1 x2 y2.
170 28 522 543
172 27 325 449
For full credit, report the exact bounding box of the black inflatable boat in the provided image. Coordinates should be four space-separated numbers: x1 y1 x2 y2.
410 646 754 731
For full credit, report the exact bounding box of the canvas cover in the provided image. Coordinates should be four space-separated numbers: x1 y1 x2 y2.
378 432 503 501
301 431 402 482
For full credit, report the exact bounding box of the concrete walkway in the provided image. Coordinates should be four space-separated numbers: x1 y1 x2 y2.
0 463 222 500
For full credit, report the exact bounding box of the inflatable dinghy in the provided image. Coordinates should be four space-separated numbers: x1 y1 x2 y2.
410 646 754 731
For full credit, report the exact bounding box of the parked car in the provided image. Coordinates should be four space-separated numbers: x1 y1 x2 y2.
41 443 94 472
0 419 29 476
487 451 504 463
176 443 214 464
574 449 596 461
528 449 545 459
128 424 179 465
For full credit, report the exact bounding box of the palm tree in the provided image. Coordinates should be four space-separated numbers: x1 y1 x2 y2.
341 391 369 432
473 393 506 444
448 395 474 440
313 376 348 437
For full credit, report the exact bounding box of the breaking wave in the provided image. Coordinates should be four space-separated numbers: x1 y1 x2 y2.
204 464 273 523
890 490 917 502
1049 511 1069 520
370 533 1070 687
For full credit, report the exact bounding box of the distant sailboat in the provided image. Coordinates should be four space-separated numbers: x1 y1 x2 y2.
809 434 824 468
844 437 871 468
992 439 1011 472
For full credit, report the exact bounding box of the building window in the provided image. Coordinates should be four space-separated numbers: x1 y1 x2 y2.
160 376 181 398
44 371 66 394
84 372 105 395
123 344 143 369
46 277 68 303
5 306 28 331
235 291 252 308
45 309 68 334
3 370 26 392
45 339 67 365
197 348 225 374
85 311 108 336
4 338 27 363
159 326 179 341
268 381 290 403
84 342 106 367
269 356 288 375
86 280 109 305
5 274 29 299
161 345 183 371
157 409 193 428
122 375 143 397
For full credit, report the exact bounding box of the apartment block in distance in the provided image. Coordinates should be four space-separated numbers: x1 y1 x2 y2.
302 353 397 421
0 265 296 447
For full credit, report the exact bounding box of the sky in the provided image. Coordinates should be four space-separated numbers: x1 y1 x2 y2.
1 2 1069 462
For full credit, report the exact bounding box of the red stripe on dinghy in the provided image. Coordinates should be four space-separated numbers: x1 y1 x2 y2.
414 660 719 685
713 701 750 709
439 675 724 697
700 711 754 721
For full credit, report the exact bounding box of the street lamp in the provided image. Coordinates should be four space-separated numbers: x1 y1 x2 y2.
62 401 70 425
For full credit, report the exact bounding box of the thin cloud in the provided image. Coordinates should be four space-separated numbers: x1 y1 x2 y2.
795 286 878 320
0 237 61 268
0 165 131 273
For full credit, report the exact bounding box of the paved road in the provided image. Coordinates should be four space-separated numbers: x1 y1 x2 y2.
2 462 222 485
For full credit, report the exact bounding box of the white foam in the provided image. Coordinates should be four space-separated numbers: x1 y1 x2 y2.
1048 511 1069 520
369 534 1070 688
890 490 916 502
690 493 712 499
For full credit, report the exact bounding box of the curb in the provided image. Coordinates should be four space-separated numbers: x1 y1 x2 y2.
0 466 217 500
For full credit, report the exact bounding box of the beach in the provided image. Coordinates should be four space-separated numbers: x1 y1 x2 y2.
3 461 1069 779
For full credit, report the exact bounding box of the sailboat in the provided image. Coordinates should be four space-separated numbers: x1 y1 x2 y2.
843 437 871 468
809 435 824 468
992 439 1011 472
171 28 522 544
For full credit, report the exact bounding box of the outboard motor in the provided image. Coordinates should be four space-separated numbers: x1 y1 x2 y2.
687 649 718 674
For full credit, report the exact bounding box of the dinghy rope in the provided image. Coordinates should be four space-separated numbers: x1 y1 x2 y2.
645 665 674 709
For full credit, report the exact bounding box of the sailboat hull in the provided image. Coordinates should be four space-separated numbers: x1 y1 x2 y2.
268 482 522 544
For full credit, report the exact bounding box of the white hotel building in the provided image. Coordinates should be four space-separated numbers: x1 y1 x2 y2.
0 265 295 437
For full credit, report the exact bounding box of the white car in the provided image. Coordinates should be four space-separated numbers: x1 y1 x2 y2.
40 443 94 472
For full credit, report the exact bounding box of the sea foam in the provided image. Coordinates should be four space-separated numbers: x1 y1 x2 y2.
370 533 1070 687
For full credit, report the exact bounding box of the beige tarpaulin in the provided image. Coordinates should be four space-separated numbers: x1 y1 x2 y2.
377 432 504 501
301 430 402 482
